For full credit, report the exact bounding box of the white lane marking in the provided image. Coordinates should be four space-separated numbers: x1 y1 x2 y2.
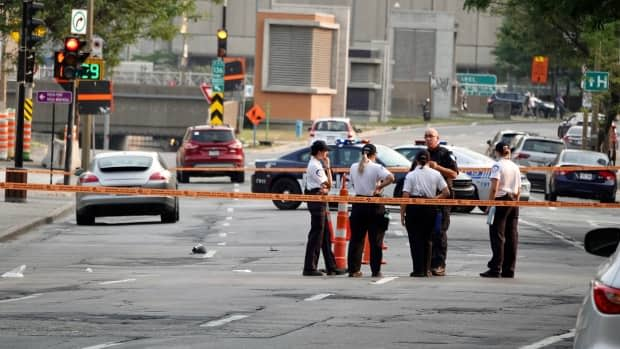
587 220 599 227
218 232 227 238
221 222 230 227
548 207 557 211
227 207 234 213
99 278 136 285
226 216 233 220
233 269 252 273
520 219 583 249
81 341 125 349
304 293 333 301
200 314 248 327
203 250 217 258
372 276 398 285
0 293 42 304
519 329 575 349
217 242 227 246
2 264 26 278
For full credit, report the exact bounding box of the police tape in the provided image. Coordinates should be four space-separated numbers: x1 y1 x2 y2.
3 165 619 175
1 181 619 209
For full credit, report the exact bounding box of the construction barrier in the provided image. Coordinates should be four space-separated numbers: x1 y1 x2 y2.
1 180 620 209
23 118 31 161
333 175 350 270
0 110 7 160
7 108 15 159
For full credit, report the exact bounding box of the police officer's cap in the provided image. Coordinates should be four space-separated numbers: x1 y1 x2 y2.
311 140 329 153
495 141 510 153
361 143 377 155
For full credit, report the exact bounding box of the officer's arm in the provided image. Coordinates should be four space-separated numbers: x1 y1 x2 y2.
400 191 409 226
435 165 457 180
436 186 450 199
488 178 499 201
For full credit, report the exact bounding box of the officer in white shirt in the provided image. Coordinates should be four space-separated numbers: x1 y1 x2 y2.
480 142 521 278
302 140 343 276
400 150 450 277
348 143 395 278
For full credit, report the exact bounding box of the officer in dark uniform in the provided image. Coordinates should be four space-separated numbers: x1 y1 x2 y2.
423 128 458 276
302 140 344 277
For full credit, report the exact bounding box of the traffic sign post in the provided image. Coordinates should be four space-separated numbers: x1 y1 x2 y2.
456 73 497 96
584 71 609 92
246 105 265 146
210 58 225 125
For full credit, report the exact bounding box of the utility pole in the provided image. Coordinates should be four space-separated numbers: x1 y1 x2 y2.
80 0 94 169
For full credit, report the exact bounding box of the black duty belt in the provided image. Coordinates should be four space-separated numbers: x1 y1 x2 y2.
305 188 321 194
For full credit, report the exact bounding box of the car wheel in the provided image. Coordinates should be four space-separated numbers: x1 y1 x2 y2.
76 211 94 225
177 170 189 183
271 177 302 210
231 171 245 183
161 206 177 223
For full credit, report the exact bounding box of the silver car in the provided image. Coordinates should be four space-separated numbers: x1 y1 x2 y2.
75 151 179 225
511 135 565 191
574 228 620 348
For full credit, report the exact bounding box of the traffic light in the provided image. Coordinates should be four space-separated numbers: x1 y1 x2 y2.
61 37 90 80
24 1 46 49
25 50 36 83
216 28 227 57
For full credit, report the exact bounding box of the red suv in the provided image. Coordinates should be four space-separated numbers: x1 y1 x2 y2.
176 125 245 183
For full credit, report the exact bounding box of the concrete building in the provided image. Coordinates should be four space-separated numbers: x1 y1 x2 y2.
130 0 502 120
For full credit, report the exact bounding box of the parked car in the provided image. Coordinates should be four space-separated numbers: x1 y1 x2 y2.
529 96 555 118
252 141 411 210
562 125 593 149
485 130 530 157
557 112 606 139
176 125 245 183
574 227 620 348
511 135 565 191
394 144 530 212
544 149 616 203
308 117 360 145
486 92 524 115
75 151 179 225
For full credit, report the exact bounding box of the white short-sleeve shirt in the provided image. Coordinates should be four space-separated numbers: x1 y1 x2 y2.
489 158 521 197
402 166 447 198
305 157 328 190
349 161 392 196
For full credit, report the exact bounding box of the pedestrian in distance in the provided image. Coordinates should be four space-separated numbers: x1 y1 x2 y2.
400 150 450 277
423 128 458 276
347 143 395 278
302 140 345 277
480 142 521 278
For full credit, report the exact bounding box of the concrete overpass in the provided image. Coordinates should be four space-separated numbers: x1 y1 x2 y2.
8 80 217 149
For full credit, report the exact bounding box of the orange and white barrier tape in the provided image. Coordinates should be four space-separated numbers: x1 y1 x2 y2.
1 181 619 209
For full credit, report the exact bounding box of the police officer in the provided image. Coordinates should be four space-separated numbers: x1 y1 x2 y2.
480 142 521 278
400 150 450 277
303 140 344 276
424 128 458 276
348 143 395 278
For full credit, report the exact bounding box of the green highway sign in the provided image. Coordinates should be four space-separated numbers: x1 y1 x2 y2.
456 73 497 96
211 58 225 93
584 71 609 92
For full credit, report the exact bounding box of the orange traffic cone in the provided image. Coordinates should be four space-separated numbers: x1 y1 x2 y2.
333 174 350 270
326 210 335 244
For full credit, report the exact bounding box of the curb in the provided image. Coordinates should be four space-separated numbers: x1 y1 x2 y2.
0 201 74 242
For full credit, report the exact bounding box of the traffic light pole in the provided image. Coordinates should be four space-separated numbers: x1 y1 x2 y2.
63 80 76 185
81 0 95 169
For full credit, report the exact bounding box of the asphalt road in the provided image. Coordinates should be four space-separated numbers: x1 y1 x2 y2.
0 121 615 348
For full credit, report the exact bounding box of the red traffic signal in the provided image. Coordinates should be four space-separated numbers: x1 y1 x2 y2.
64 37 81 52
61 37 90 80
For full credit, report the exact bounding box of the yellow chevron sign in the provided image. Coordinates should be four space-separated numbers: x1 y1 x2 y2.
209 92 224 125
24 98 33 122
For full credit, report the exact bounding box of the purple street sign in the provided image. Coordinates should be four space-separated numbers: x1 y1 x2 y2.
36 91 73 104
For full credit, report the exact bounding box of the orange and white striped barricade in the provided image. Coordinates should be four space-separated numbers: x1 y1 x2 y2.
23 118 32 161
0 110 8 160
333 174 350 270
7 108 15 159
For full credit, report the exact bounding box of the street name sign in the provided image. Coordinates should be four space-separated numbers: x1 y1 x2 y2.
584 71 609 92
456 73 497 96
36 91 73 104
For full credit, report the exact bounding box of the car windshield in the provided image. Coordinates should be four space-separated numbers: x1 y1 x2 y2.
561 151 609 166
522 139 564 154
191 130 233 142
315 121 348 132
98 155 153 172
376 145 411 167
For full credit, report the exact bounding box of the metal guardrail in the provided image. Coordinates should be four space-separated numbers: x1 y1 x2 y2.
27 66 254 87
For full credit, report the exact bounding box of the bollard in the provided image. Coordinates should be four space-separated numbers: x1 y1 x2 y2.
0 111 7 160
333 174 350 270
4 168 28 203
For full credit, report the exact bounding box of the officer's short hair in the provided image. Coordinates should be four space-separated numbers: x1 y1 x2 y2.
311 140 329 155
